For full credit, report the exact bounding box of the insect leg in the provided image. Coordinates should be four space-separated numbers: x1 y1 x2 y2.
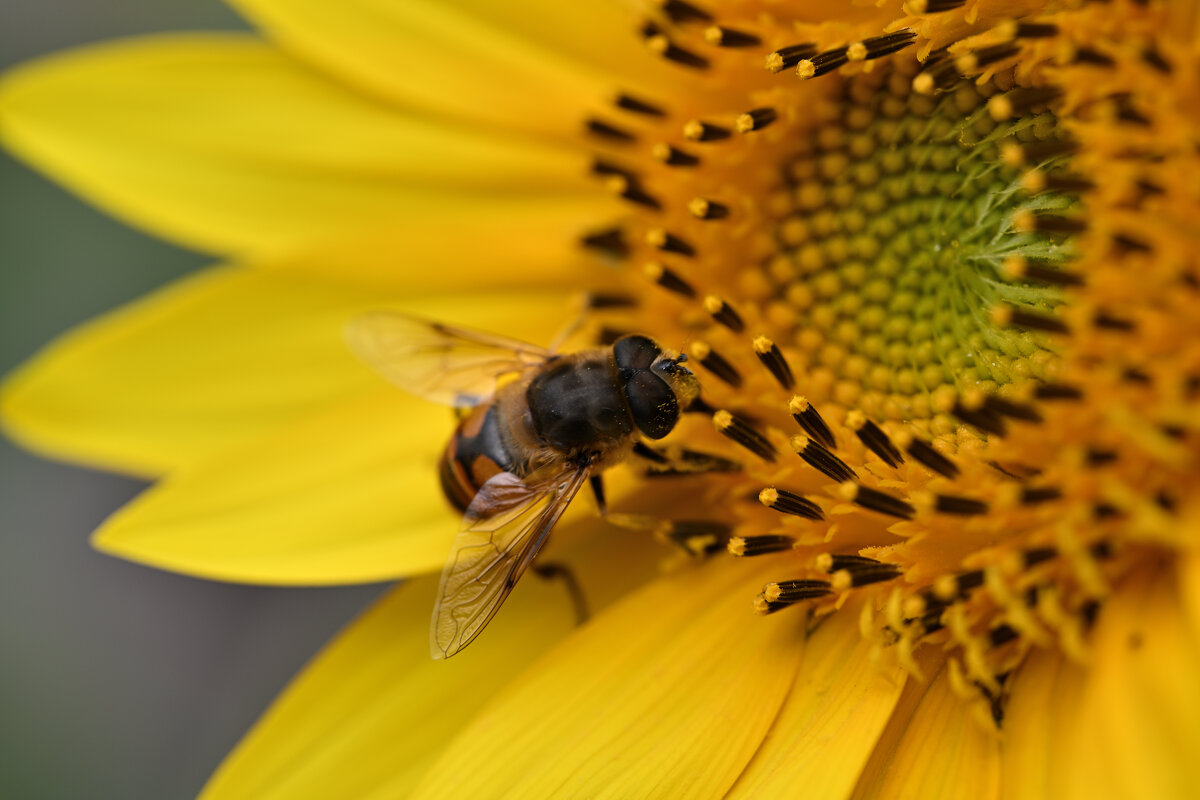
589 474 608 515
530 561 590 625
632 441 742 477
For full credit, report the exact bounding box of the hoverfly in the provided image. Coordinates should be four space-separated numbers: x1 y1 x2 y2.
347 313 700 659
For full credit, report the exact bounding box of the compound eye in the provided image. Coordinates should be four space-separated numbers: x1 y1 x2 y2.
613 335 661 372
624 371 679 439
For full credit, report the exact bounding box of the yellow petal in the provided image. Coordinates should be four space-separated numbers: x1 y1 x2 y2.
92 388 455 584
1000 647 1087 800
1057 564 1200 800
728 606 911 798
1 265 572 476
231 0 685 136
0 35 594 255
850 662 1001 800
201 516 666 799
200 578 576 800
265 194 618 290
412 559 804 799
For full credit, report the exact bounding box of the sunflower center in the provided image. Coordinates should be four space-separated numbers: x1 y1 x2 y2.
577 0 1195 726
766 70 1072 428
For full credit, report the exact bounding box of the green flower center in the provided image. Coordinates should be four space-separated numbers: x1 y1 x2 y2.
770 71 1075 426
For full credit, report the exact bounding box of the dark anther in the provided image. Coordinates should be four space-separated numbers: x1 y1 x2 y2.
705 25 761 47
1112 233 1152 254
1073 47 1115 67
1094 311 1136 331
1142 46 1172 73
799 46 849 79
584 292 636 310
1080 600 1101 630
861 31 917 59
1000 86 1064 115
1114 95 1151 126
1023 547 1057 568
845 484 916 520
1027 213 1087 234
1002 306 1070 335
585 118 636 142
823 554 887 572
684 120 731 141
650 37 711 69
690 342 742 387
765 579 833 603
580 228 629 259
690 198 729 220
1123 367 1151 384
920 0 967 13
1034 382 1083 400
643 262 696 297
685 395 717 415
1015 259 1085 286
841 563 903 587
1007 139 1079 165
651 143 700 167
729 534 796 557
988 624 1019 648
918 611 945 635
646 228 695 257
792 437 857 483
982 395 1043 423
714 410 778 462
1020 486 1062 505
657 0 712 23
788 397 837 450
899 434 959 478
1013 21 1059 38
916 55 962 93
590 158 636 179
767 43 818 72
705 296 745 332
614 177 662 209
956 43 1018 72
1033 174 1096 194
759 487 824 520
737 107 777 133
934 494 989 516
849 415 904 468
952 399 1008 436
753 336 794 390
615 93 665 117
954 570 985 593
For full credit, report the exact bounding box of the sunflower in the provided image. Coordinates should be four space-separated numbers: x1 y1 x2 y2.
3 0 1199 797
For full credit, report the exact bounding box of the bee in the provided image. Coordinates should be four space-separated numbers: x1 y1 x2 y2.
346 313 700 659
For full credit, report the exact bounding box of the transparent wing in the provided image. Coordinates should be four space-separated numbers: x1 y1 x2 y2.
430 462 591 659
345 311 554 407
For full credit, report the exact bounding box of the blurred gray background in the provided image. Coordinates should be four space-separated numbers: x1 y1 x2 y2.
1 3 386 797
